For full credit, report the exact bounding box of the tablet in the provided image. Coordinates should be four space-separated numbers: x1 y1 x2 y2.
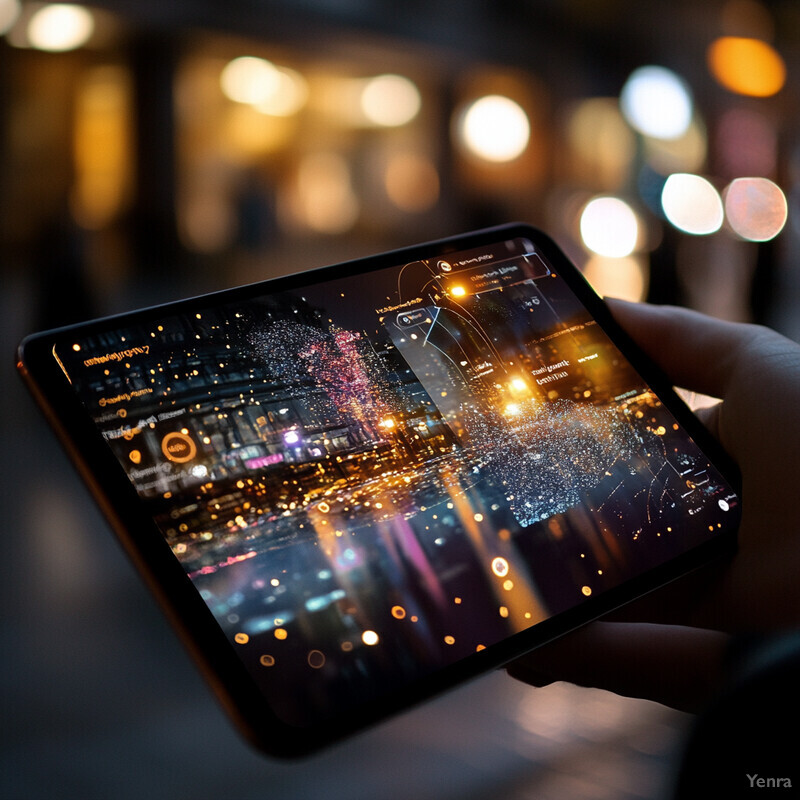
17 223 740 757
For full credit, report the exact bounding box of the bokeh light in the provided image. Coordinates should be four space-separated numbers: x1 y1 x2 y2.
620 66 693 140
27 3 94 51
579 196 639 258
384 153 439 212
715 107 777 179
256 66 308 117
458 95 530 162
643 116 708 174
291 152 360 234
221 56 281 105
661 173 723 235
723 177 787 241
0 0 20 35
707 36 786 97
565 97 635 189
582 256 648 302
360 74 421 127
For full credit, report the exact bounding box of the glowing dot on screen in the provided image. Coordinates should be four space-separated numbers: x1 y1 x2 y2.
451 285 467 297
391 605 406 619
620 66 693 140
499 606 510 618
274 628 288 640
581 586 593 597
491 557 509 577
341 641 353 652
307 650 326 669
503 580 514 591
719 499 730 511
661 173 723 235
724 177 787 242
454 596 462 604
260 654 275 667
234 633 249 644
579 196 639 258
458 95 530 162
362 630 379 646
444 635 456 645
473 513 484 523
72 343 81 351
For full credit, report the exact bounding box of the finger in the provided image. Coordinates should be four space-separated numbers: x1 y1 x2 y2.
605 299 752 400
507 622 730 713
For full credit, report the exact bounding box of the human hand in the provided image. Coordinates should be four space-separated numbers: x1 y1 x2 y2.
508 300 800 711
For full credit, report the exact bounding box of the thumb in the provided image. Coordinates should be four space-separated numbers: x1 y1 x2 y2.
507 622 730 713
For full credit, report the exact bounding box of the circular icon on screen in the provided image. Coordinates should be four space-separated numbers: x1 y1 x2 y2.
161 431 197 463
438 260 453 272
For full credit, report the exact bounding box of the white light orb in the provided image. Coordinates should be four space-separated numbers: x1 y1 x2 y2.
579 196 639 258
360 74 421 127
620 66 693 140
459 94 530 162
28 4 94 52
661 173 723 235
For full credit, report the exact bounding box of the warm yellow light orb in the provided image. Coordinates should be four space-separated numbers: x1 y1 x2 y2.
707 37 786 97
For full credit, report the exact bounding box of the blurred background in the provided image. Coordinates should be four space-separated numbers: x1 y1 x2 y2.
2 0 798 797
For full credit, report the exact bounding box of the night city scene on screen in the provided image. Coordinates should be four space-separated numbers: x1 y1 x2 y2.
55 236 739 726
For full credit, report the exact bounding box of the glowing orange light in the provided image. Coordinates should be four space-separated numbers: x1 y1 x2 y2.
581 586 592 597
491 557 509 577
362 630 379 646
450 285 467 297
391 605 406 619
274 628 288 640
234 633 249 644
707 37 786 97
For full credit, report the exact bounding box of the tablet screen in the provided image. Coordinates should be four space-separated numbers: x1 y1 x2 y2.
48 232 739 728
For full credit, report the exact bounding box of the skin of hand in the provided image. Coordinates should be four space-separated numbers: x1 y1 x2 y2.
507 299 800 712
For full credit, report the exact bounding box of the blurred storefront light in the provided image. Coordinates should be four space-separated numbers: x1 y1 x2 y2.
360 74 421 127
620 66 693 140
384 153 439 213
642 116 708 175
257 66 308 117
291 152 359 234
221 56 281 105
0 0 20 35
661 173 723 235
583 255 648 302
457 94 530 163
707 36 786 97
723 177 787 241
73 65 131 229
27 3 94 51
579 196 639 258
565 98 635 190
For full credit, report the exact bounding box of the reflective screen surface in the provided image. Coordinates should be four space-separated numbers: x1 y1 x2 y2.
54 236 739 726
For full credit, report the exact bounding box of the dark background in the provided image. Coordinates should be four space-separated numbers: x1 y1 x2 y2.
3 1 799 797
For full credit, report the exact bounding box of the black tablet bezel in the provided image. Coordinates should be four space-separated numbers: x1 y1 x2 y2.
17 223 740 757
